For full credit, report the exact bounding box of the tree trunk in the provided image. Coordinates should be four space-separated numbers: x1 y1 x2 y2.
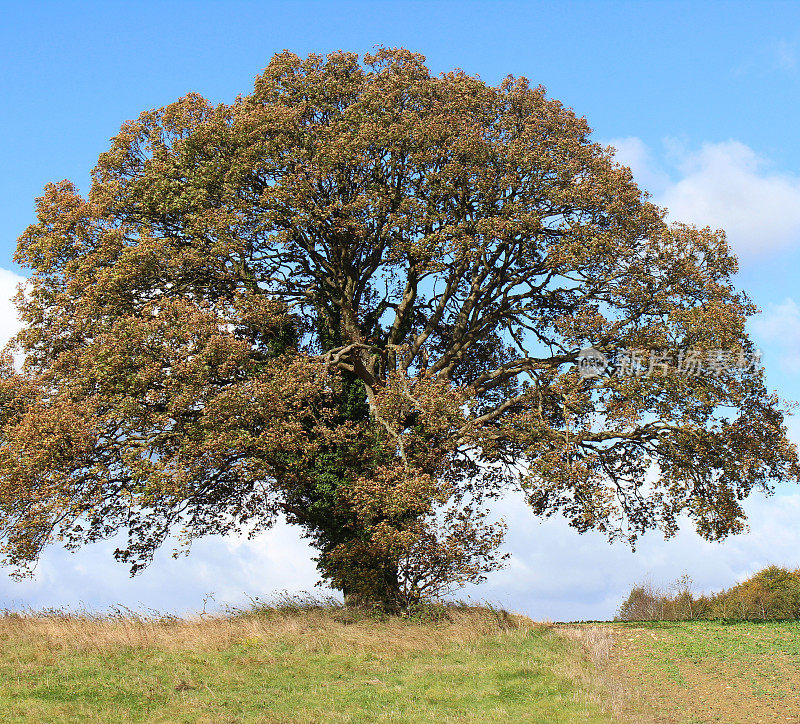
341 561 402 613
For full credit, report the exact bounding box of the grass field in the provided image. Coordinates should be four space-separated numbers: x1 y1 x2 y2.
1 605 799 722
600 620 800 723
0 605 614 723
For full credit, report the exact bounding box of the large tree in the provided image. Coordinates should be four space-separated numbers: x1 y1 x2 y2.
1 49 797 609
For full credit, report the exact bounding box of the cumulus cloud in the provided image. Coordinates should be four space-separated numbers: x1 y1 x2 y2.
608 137 800 255
662 142 800 253
458 489 800 621
750 297 800 375
604 136 671 196
772 39 798 72
0 206 797 619
3 490 800 622
0 268 25 349
0 524 328 615
740 38 799 75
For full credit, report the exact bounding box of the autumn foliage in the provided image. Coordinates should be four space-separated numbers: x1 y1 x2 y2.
0 49 797 609
617 566 800 621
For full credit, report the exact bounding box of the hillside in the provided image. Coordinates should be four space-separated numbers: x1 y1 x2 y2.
2 603 799 722
0 604 613 723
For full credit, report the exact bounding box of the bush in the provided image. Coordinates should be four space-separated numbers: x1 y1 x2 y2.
616 582 663 621
616 566 800 621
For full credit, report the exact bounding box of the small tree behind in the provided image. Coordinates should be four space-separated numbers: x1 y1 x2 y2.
616 567 800 621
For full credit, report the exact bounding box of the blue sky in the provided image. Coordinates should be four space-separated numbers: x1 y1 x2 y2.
1 0 800 619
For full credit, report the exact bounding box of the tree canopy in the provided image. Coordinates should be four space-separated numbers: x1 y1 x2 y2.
1 48 797 609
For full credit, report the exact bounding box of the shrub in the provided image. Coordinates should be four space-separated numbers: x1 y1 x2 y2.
616 566 800 621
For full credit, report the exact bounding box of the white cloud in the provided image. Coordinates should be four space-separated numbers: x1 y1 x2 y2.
458 489 800 621
733 38 799 77
662 142 800 253
604 136 671 195
772 39 798 72
750 297 800 375
0 222 797 621
608 138 800 255
0 267 796 620
3 490 799 622
0 526 330 615
0 268 25 350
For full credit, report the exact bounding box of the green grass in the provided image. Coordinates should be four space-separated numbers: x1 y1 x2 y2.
0 608 613 723
10 608 800 722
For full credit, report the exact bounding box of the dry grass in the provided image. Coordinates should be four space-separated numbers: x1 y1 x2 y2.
0 601 616 722
0 600 534 658
558 624 614 666
7 606 799 721
555 624 635 721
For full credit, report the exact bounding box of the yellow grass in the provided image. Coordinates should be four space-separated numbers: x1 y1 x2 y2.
0 603 532 656
0 604 617 722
